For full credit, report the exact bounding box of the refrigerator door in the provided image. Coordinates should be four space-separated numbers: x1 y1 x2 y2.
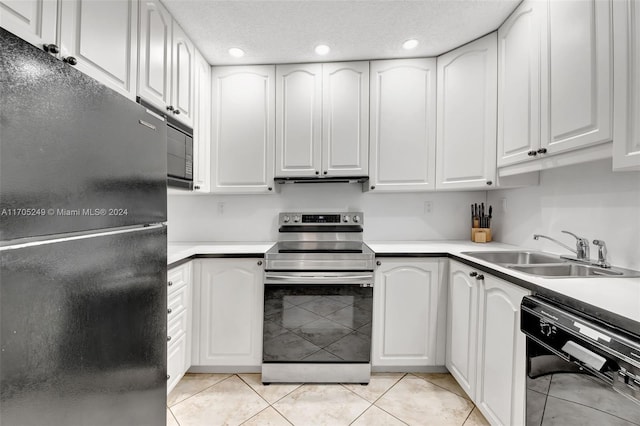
0 28 167 242
0 226 167 426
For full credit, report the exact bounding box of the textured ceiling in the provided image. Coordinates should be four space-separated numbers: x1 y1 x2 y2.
162 0 521 66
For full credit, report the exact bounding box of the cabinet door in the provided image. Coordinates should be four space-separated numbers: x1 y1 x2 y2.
211 65 275 193
59 0 138 100
372 258 441 367
437 33 497 190
475 274 529 426
613 0 640 171
171 21 194 127
0 0 57 49
369 59 437 191
497 0 545 167
275 63 322 177
193 50 211 192
543 0 612 154
446 261 480 399
197 259 264 367
138 0 172 111
322 61 369 177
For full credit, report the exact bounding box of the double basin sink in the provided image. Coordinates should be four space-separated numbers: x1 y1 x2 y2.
461 251 640 278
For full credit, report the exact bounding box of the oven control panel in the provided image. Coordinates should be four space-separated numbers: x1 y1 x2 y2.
279 212 363 226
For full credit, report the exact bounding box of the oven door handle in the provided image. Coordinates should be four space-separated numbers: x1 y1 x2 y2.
264 272 374 286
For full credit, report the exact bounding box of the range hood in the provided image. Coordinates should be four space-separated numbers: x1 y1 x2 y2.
274 176 369 184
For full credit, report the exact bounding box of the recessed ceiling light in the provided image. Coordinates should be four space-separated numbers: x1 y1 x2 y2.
315 44 330 55
228 47 245 58
402 39 419 50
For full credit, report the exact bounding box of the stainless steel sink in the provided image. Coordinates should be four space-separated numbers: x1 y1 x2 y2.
461 251 565 265
507 263 627 277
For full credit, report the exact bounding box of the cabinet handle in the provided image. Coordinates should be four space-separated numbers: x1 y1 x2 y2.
376 261 381 266
43 43 59 54
257 260 263 266
268 187 273 191
167 336 172 342
370 186 375 190
167 308 172 314
168 281 173 286
537 148 547 154
63 56 77 66
315 171 319 175
174 110 181 115
166 105 174 112
527 150 537 157
194 185 200 190
476 274 485 280
323 171 328 175
167 374 170 380
486 181 493 186
469 271 477 277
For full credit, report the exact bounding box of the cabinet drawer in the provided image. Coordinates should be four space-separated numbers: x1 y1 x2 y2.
168 262 190 295
167 284 188 319
167 333 187 394
167 309 187 346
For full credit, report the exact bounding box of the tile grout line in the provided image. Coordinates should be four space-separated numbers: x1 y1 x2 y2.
408 373 473 402
237 373 302 406
366 373 413 425
168 374 234 409
168 406 180 426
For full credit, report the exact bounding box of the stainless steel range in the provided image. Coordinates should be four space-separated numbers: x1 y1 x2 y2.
262 212 374 384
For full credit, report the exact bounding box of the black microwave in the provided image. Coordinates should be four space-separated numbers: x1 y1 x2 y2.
137 98 193 190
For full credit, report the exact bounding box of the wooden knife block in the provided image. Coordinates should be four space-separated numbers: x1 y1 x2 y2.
471 228 492 243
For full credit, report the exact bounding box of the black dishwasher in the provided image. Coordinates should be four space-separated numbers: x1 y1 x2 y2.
520 296 640 425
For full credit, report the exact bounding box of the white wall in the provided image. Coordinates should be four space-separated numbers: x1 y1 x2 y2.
168 184 486 243
488 159 640 270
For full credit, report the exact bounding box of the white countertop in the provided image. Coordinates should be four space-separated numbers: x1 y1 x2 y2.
168 240 640 327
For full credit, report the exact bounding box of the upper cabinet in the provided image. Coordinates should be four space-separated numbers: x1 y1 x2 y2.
436 33 497 190
275 61 369 178
0 0 57 49
57 0 138 100
211 65 276 194
369 58 437 192
613 0 640 171
193 50 211 192
497 0 545 167
543 0 612 155
138 0 194 127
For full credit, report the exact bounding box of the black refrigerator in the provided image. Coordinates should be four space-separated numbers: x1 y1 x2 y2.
0 28 168 425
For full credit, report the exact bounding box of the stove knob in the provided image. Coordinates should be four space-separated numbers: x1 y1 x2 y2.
352 215 360 223
293 215 301 223
343 215 350 223
283 215 290 223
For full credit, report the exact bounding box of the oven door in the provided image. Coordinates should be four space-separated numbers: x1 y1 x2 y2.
263 271 373 364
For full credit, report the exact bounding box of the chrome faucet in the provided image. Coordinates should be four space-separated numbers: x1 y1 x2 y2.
533 231 590 262
592 239 610 268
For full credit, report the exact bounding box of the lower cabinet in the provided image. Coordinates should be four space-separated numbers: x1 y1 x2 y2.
372 258 446 369
167 261 192 394
192 258 264 369
447 260 529 425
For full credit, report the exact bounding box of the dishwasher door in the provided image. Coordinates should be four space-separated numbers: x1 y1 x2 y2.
521 296 640 426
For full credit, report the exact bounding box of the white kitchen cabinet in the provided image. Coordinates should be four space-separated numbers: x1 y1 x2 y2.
543 0 612 156
446 261 480 399
275 61 369 178
170 21 194 127
497 0 545 167
211 65 276 193
446 260 529 425
192 49 211 192
436 33 497 190
369 58 437 192
613 0 640 171
372 258 444 368
58 0 138 100
195 259 264 368
0 0 57 49
167 261 192 394
475 273 529 426
137 0 172 112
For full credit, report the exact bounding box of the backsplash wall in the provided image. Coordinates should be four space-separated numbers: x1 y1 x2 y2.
487 159 640 270
167 184 486 243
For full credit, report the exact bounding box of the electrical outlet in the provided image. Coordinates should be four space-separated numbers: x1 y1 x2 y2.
424 200 433 214
217 202 225 215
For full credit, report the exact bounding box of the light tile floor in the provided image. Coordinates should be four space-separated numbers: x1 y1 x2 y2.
167 372 490 426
